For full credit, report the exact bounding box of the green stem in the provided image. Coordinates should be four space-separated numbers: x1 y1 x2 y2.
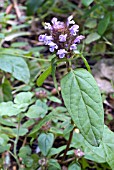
80 54 91 73
66 60 72 72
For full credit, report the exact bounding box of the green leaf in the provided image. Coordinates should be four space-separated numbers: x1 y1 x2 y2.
85 19 97 28
0 117 16 127
25 105 46 118
82 0 93 6
61 69 104 146
26 0 45 15
26 100 48 118
37 65 52 86
0 144 11 153
48 96 62 104
13 127 28 136
0 55 30 83
14 92 33 112
48 145 66 157
68 162 81 170
14 92 33 105
83 126 114 169
98 14 110 35
85 32 101 44
38 133 54 156
18 146 31 159
101 126 114 169
2 78 12 102
0 102 21 116
22 119 35 128
48 159 61 170
84 140 106 163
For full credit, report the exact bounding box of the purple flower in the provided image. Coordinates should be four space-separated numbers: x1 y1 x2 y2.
39 34 46 42
57 49 67 58
70 25 79 35
51 17 65 30
54 22 65 30
70 44 77 50
44 22 52 30
39 16 85 58
48 42 58 52
39 34 53 45
67 15 75 26
51 17 58 25
44 36 53 45
74 35 85 43
59 34 67 42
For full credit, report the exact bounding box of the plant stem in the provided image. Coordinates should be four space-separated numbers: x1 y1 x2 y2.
62 127 74 161
13 117 21 168
66 60 72 72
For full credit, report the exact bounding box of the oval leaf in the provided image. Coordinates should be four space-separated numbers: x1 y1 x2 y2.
38 133 54 156
0 102 21 116
98 14 110 35
85 32 101 44
61 69 104 146
0 55 30 83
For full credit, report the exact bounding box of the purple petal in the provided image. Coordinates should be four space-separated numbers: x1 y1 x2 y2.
49 47 55 52
69 25 79 35
48 42 58 52
67 15 75 26
70 44 77 50
57 49 67 58
39 34 46 42
44 35 53 45
59 34 67 42
74 35 85 43
44 22 52 30
53 21 65 30
51 17 58 24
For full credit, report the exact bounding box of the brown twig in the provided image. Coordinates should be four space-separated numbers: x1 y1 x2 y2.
62 126 74 161
58 157 75 165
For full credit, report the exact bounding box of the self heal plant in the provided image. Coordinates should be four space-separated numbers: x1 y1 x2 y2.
39 16 84 59
37 16 107 169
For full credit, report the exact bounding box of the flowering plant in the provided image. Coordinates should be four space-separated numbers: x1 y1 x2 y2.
39 16 84 59
36 15 112 169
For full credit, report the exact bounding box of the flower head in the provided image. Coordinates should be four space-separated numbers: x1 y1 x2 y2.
39 16 85 58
